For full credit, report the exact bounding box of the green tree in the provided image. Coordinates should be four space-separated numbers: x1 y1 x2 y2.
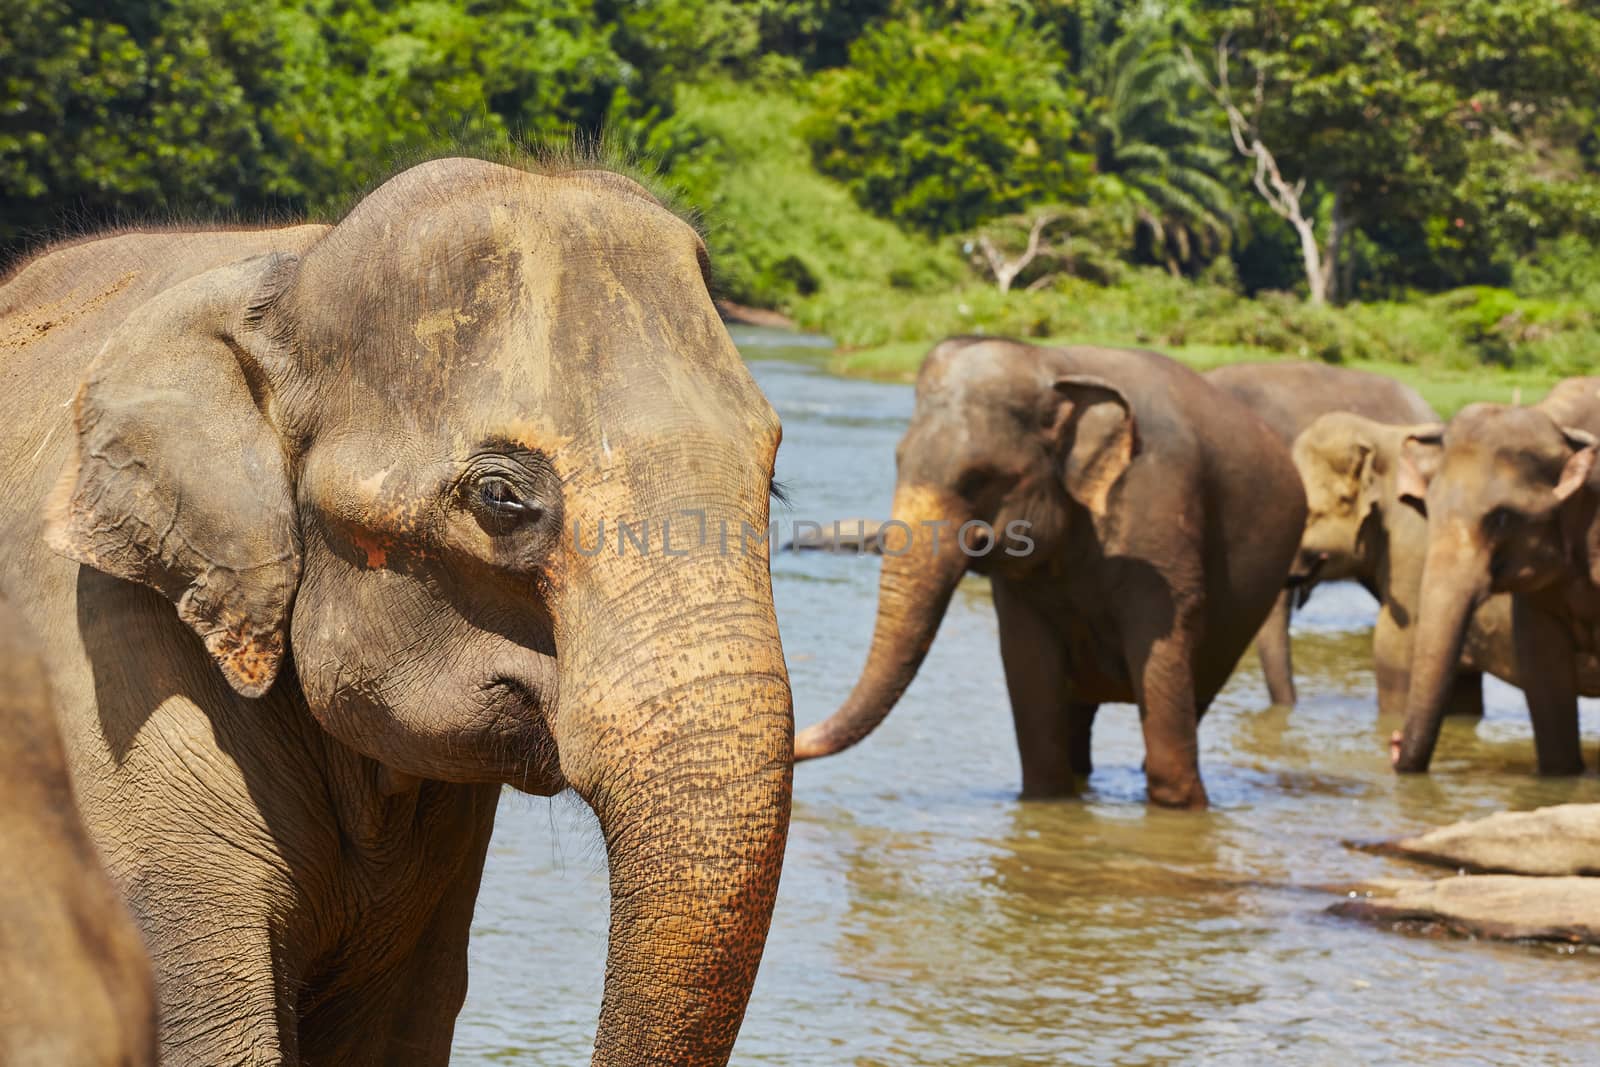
802 9 1092 235
1084 5 1234 274
0 0 716 261
0 0 272 252
1192 0 1600 302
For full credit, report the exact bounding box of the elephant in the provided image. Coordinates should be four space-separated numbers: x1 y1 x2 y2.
1392 376 1600 773
1292 411 1518 721
0 599 158 1066
1203 361 1437 707
793 337 1307 809
0 158 793 1066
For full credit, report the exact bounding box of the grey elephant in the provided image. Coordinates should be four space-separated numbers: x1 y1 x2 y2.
1393 377 1600 773
1203 361 1437 707
0 159 792 1066
1293 411 1516 720
795 337 1306 809
0 599 157 1066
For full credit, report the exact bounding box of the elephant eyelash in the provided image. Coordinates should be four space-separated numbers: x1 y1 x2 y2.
769 479 792 508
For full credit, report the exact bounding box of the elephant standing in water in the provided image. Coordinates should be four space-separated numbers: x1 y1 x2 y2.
1393 377 1600 774
1203 361 1438 707
0 159 792 1065
795 338 1306 809
1294 412 1517 720
0 600 157 1066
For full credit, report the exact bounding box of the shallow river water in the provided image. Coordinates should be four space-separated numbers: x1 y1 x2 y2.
453 330 1600 1065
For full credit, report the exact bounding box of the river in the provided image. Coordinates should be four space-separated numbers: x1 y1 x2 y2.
451 329 1600 1065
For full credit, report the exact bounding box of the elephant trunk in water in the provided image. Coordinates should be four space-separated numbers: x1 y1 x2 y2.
1393 523 1489 772
794 485 972 760
556 541 792 1067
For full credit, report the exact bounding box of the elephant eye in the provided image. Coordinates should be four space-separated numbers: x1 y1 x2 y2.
474 475 543 531
1484 507 1520 536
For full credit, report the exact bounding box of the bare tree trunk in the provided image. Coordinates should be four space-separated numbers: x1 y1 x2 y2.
1291 211 1328 306
975 213 1059 294
1183 38 1333 305
1322 188 1347 305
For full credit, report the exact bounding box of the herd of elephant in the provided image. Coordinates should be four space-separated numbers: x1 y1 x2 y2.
797 354 1600 803
0 157 1596 1066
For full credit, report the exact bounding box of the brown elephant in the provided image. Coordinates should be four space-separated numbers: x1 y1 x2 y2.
1292 411 1518 720
1203 361 1437 707
793 337 1306 809
0 159 792 1065
1392 377 1600 773
0 599 157 1066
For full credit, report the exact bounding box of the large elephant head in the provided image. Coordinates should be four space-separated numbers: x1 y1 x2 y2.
1291 412 1436 583
45 159 792 1065
794 337 1136 759
1390 402 1598 772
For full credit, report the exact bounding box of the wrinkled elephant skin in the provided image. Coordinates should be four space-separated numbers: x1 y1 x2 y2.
0 159 793 1066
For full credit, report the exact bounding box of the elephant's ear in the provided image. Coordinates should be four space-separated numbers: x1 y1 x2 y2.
1053 375 1138 519
1551 428 1600 586
1554 428 1598 502
44 256 301 698
1396 425 1445 515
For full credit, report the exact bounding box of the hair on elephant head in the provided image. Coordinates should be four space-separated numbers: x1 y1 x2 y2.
41 158 793 1066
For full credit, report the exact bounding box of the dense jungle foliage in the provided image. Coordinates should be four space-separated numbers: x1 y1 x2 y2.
5 0 1600 379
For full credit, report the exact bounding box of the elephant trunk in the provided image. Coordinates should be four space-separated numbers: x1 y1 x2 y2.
557 551 792 1066
1393 524 1489 772
794 485 971 760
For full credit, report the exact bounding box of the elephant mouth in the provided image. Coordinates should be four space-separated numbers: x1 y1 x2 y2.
1287 552 1327 588
480 675 564 793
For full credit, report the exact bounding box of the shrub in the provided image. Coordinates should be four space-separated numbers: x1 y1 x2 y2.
662 80 961 314
801 10 1092 235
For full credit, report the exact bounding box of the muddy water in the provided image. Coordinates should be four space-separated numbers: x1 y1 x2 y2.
453 331 1600 1065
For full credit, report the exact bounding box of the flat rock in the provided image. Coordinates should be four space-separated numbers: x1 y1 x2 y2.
1375 803 1600 876
1329 875 1600 943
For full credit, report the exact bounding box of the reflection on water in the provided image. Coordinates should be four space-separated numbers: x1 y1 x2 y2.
453 333 1600 1065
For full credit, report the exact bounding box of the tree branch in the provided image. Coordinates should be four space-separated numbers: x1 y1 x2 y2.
1181 38 1332 304
974 212 1059 293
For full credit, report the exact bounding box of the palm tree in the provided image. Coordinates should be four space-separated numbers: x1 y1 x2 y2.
1080 4 1237 275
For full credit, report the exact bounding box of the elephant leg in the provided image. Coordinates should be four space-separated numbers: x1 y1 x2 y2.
1445 669 1485 718
1254 589 1297 707
321 902 473 1067
297 789 496 1066
1067 701 1099 777
1124 614 1207 810
1512 597 1584 775
993 579 1076 798
1373 604 1413 719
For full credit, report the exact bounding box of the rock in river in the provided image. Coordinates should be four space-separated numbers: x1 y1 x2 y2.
1373 803 1600 877
1332 803 1600 943
1330 875 1600 943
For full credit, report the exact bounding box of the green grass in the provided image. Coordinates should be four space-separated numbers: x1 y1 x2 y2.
811 274 1589 416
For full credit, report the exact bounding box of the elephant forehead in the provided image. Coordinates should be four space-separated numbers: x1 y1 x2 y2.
291 180 776 449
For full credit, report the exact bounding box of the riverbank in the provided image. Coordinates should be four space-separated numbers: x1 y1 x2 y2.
824 335 1566 417
683 79 1594 418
